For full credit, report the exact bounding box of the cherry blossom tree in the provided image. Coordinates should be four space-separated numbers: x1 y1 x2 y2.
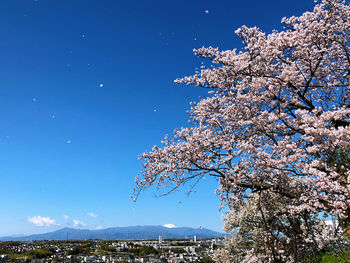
213 192 343 263
134 0 350 261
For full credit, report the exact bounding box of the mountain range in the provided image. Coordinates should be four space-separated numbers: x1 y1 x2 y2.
0 225 225 241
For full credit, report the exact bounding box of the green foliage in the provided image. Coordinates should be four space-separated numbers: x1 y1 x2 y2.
28 248 54 259
5 249 55 261
319 251 350 263
326 149 350 232
8 253 33 261
195 256 214 263
67 244 91 255
80 242 92 248
128 245 159 256
100 243 116 252
169 248 186 254
0 241 22 254
0 241 22 247
301 251 350 263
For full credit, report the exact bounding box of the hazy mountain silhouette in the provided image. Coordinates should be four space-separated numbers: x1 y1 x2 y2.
0 225 224 241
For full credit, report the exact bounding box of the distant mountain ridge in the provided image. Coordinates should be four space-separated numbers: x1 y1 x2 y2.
0 225 224 241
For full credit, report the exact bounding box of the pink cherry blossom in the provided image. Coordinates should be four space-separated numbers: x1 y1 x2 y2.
135 0 350 261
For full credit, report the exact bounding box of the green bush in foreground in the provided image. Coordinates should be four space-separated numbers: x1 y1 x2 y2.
319 251 350 263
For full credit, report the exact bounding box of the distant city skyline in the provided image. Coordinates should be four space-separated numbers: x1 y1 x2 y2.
0 0 313 236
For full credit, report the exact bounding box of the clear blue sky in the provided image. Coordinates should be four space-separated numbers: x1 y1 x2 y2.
0 0 312 236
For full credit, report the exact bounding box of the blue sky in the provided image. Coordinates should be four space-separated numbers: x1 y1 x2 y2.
0 0 312 236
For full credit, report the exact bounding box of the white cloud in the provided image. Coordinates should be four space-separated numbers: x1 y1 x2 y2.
73 219 87 227
27 216 57 227
62 215 70 220
96 225 103 230
86 212 98 218
163 224 176 228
